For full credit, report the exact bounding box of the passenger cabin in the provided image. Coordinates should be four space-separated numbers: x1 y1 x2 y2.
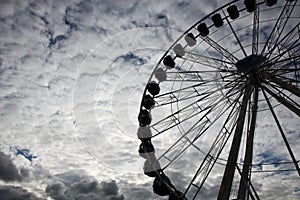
227 5 239 20
147 81 160 96
137 126 152 139
142 95 155 110
144 158 162 177
244 0 256 13
212 13 223 28
138 138 155 158
155 68 167 82
266 0 277 7
185 33 196 47
163 55 175 68
153 173 173 196
173 44 185 57
138 109 152 126
197 23 209 36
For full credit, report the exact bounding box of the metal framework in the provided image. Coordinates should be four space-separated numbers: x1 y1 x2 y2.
137 1 300 199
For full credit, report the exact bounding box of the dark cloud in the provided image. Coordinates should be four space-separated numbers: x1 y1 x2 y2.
117 52 147 66
0 185 42 200
0 152 22 182
45 171 124 200
19 167 30 178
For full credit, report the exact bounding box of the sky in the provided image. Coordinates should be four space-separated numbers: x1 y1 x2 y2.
0 0 299 200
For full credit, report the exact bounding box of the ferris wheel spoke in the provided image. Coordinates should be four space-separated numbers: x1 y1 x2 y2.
184 98 241 198
266 82 300 108
260 84 300 117
271 54 300 66
268 63 300 83
159 85 242 143
264 23 300 65
261 0 297 57
151 93 229 137
168 70 232 74
274 75 300 86
153 80 244 112
181 50 235 70
154 93 208 108
263 72 300 97
252 4 260 55
263 43 300 69
268 54 300 73
271 67 300 78
261 88 300 176
153 84 222 107
185 93 246 198
156 95 236 169
273 22 300 54
162 98 242 196
264 41 300 69
165 70 238 83
223 77 246 97
265 22 300 58
151 96 219 136
191 87 245 144
201 35 238 63
223 10 247 57
154 74 243 105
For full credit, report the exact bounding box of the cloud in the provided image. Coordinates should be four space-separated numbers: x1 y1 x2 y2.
0 151 23 182
45 180 124 200
118 179 163 200
45 171 124 200
0 185 42 200
0 152 126 200
0 0 299 199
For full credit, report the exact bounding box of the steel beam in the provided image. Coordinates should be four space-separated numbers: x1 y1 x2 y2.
217 84 252 200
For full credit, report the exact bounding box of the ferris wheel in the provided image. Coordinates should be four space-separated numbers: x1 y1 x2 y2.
137 0 300 199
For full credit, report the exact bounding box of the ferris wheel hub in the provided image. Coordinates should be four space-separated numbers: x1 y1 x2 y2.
236 54 266 73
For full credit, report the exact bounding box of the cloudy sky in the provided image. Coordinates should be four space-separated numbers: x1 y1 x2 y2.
0 0 299 199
